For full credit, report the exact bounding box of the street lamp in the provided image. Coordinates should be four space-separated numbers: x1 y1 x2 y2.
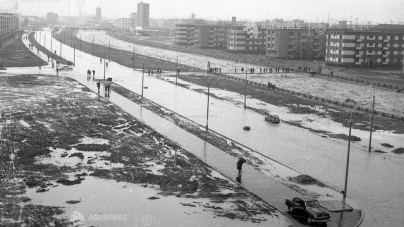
141 63 145 98
368 82 376 153
343 102 368 199
244 65 247 109
206 61 211 131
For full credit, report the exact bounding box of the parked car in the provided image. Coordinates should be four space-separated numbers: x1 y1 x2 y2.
285 196 331 224
265 114 280 123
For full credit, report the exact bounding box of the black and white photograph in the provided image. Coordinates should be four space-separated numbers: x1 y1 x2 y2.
1 0 403 226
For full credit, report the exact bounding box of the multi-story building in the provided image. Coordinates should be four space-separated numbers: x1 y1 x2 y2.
175 24 195 45
194 25 228 49
266 28 326 59
96 7 101 21
46 12 58 25
326 29 404 66
0 13 19 36
227 24 266 53
137 2 150 28
117 18 136 30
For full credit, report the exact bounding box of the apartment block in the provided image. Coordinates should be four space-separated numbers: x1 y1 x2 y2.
194 25 228 49
326 29 404 66
266 28 326 59
117 18 136 30
0 13 19 37
175 24 195 45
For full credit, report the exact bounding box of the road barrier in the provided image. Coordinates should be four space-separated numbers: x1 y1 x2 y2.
324 73 404 91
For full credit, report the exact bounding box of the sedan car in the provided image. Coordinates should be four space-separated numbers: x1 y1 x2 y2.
285 196 331 224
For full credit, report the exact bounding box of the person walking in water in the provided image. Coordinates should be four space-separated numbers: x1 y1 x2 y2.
237 158 246 175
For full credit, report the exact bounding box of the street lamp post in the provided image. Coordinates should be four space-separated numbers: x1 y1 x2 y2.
92 36 94 55
176 51 179 85
74 44 76 65
343 102 367 199
141 63 145 98
50 32 52 53
244 65 247 109
206 61 211 131
368 83 376 152
104 52 106 80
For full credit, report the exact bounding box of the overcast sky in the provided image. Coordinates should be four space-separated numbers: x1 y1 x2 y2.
15 0 404 24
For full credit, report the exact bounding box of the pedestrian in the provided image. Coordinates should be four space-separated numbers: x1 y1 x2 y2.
106 62 108 68
96 82 100 93
237 158 245 175
235 68 237 73
56 68 59 76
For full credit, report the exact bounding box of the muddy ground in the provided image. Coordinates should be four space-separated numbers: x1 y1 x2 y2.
166 74 404 135
107 30 404 87
0 31 47 68
0 74 282 226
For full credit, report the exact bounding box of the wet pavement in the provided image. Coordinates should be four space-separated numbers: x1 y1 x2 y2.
14 28 404 226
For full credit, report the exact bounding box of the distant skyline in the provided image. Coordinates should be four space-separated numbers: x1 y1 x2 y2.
14 0 404 24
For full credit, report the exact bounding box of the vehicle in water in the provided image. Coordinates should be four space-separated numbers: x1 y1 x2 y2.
265 114 280 123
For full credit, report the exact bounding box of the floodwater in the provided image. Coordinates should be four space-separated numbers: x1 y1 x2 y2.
11 29 404 227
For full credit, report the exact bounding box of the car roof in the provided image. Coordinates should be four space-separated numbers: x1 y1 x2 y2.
295 196 317 202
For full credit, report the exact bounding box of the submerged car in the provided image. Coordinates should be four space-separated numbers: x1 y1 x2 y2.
285 196 331 224
265 114 280 123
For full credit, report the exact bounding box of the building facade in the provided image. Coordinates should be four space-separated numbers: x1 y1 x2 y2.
175 24 195 45
326 29 404 66
117 18 136 30
266 28 326 59
194 25 228 48
0 13 19 37
137 2 150 28
96 7 101 21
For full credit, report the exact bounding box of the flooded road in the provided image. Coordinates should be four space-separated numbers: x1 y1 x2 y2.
15 29 404 227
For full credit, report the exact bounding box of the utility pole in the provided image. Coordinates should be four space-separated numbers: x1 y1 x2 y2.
74 44 76 65
244 65 248 109
176 52 179 85
50 32 52 53
104 52 106 80
206 61 211 131
141 63 145 98
133 46 136 69
60 41 62 57
108 40 111 62
368 84 375 152
344 102 367 199
92 37 94 55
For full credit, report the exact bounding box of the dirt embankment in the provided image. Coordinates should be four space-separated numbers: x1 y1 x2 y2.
0 31 47 67
53 28 188 72
173 74 404 134
28 31 70 65
0 74 276 226
107 30 404 87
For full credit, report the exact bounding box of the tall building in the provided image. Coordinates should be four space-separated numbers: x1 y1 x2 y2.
96 7 101 21
137 2 150 28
